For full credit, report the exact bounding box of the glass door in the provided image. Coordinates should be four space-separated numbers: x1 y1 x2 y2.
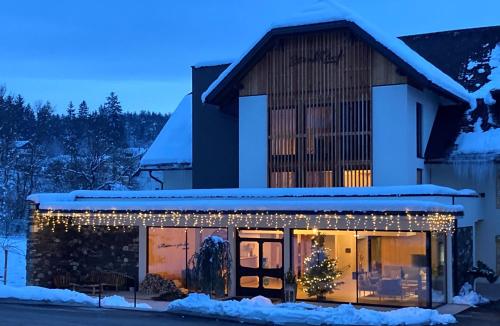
236 229 284 298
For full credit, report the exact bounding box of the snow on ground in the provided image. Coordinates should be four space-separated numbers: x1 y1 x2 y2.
0 236 27 286
452 283 490 307
0 284 151 309
167 294 456 325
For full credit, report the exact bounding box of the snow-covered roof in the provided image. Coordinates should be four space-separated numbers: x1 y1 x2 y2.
140 93 192 168
28 185 475 213
450 44 500 157
202 0 473 105
454 122 500 155
472 43 500 104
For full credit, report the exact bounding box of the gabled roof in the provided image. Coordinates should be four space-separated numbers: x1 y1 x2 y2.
140 93 192 169
202 1 473 106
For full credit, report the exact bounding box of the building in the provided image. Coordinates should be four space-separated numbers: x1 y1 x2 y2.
27 2 499 308
137 93 193 190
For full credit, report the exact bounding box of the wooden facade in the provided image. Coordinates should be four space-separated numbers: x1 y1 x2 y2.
240 29 406 188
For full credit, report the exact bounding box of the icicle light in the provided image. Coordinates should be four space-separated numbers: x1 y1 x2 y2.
32 210 456 234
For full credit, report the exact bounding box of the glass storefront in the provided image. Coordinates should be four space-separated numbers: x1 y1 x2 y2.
147 227 227 290
356 231 429 307
149 227 446 307
292 229 444 307
293 230 357 303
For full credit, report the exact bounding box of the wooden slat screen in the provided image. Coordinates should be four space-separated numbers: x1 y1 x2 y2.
242 29 373 188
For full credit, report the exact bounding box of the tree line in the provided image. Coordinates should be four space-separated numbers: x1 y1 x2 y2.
0 86 168 236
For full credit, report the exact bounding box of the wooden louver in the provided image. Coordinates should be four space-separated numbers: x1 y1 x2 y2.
241 29 373 188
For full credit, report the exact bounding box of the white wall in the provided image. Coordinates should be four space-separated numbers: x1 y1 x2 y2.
372 85 439 186
239 95 268 188
162 169 192 189
430 162 499 286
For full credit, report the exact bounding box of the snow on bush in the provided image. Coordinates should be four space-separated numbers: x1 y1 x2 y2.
168 293 456 325
0 285 151 309
452 283 489 306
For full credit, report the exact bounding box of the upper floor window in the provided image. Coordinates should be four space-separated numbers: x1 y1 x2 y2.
416 102 423 158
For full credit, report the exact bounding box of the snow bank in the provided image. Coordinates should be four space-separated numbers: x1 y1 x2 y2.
168 293 456 325
0 285 151 309
452 283 489 307
202 0 472 105
140 93 192 167
0 285 96 305
101 295 152 309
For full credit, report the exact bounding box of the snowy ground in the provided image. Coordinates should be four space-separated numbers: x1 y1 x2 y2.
0 284 151 309
452 283 490 307
0 236 27 286
167 294 457 325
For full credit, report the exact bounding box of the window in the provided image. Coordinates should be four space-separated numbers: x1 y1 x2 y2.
417 169 423 185
416 103 423 158
356 231 429 307
292 230 432 307
147 227 228 290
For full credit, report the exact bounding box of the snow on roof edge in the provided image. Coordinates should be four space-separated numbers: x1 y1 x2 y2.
27 185 477 205
202 1 473 105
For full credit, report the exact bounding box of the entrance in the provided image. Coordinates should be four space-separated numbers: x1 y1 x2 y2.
236 229 284 298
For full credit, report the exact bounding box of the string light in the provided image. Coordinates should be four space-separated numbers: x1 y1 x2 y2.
32 209 456 234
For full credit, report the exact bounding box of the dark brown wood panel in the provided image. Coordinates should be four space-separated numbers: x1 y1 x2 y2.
240 29 376 188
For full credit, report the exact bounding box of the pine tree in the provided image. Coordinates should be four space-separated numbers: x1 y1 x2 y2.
300 234 345 300
66 101 75 119
77 101 89 119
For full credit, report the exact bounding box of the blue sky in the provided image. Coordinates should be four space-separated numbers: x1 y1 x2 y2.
1 0 499 113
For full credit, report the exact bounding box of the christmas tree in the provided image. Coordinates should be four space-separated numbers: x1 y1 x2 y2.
300 233 344 299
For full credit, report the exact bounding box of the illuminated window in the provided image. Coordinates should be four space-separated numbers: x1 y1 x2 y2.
343 170 372 187
147 227 227 289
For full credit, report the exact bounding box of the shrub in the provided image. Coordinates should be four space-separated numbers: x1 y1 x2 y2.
139 273 184 300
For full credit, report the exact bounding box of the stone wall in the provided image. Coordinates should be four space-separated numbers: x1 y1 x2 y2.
27 225 139 288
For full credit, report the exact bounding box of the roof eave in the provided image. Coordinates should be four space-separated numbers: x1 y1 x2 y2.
204 20 469 106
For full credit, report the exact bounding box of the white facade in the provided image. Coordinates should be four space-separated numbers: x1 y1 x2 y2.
162 169 193 189
239 95 268 188
430 162 500 291
372 84 439 186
